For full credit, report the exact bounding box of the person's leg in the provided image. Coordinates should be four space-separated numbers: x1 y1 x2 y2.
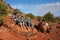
25 21 29 30
47 26 50 33
30 22 34 34
22 22 25 28
24 22 28 30
43 25 47 33
28 23 30 28
16 20 18 25
31 23 34 28
20 22 22 29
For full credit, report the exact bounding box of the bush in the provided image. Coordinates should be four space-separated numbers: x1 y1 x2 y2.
0 14 3 25
43 12 55 22
36 16 42 21
26 13 35 19
0 20 3 25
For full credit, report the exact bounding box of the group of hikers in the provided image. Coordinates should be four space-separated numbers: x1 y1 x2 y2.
12 10 34 30
12 10 49 33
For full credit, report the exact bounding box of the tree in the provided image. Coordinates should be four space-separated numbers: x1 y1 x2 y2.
15 9 22 14
43 12 55 22
36 16 42 21
26 13 35 19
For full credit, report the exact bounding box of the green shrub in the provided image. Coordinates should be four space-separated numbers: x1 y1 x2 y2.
26 13 35 19
43 12 55 22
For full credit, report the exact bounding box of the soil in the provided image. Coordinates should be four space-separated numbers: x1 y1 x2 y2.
0 15 60 40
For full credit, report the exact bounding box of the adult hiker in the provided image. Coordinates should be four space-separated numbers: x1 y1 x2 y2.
26 17 34 30
13 10 19 21
18 16 27 29
41 19 49 33
40 19 46 33
13 10 19 24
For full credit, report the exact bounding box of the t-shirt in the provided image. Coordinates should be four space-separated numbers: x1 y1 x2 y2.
18 18 26 23
13 12 18 19
45 23 49 27
41 21 45 25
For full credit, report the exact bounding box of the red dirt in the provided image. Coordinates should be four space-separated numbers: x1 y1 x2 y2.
0 15 60 40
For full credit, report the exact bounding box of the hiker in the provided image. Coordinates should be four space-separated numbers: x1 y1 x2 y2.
13 10 19 21
26 17 34 30
13 10 19 24
40 19 48 33
41 19 49 33
18 16 26 29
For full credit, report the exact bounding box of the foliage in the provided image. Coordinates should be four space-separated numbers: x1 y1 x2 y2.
26 13 35 19
43 12 55 22
36 16 42 21
0 14 4 24
0 0 60 24
0 1 12 24
15 9 22 14
55 17 60 23
0 1 12 15
0 20 2 24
